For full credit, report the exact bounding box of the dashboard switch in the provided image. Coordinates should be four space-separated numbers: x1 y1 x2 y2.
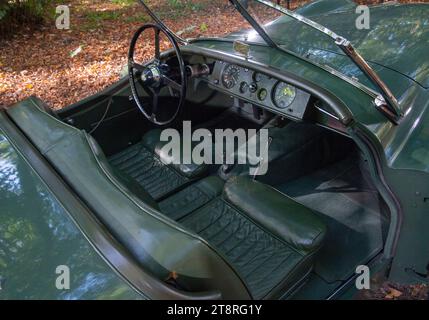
239 82 249 94
249 82 258 93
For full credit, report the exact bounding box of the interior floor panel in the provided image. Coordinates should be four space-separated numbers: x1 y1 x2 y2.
277 155 387 283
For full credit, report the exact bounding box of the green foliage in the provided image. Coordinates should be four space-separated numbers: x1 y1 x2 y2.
85 10 122 23
158 0 207 20
82 10 122 30
123 13 149 24
110 0 136 7
200 22 208 32
167 0 183 8
0 0 55 35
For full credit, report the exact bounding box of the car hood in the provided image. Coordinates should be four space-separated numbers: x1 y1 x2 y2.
228 1 429 89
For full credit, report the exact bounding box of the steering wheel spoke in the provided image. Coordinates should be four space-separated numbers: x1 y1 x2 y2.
129 60 146 72
154 28 161 61
162 75 182 92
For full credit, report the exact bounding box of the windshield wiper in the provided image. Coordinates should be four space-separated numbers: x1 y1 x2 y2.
246 0 402 124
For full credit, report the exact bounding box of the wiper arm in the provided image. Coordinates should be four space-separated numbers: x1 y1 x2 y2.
335 37 402 123
229 0 279 49
253 0 402 124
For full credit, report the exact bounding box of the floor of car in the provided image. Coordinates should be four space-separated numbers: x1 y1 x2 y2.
276 155 388 283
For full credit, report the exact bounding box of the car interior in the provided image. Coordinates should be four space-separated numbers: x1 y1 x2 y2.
7 50 391 299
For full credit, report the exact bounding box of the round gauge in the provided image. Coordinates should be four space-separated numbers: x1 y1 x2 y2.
273 82 296 109
222 64 240 89
253 72 263 83
253 72 268 83
258 88 268 101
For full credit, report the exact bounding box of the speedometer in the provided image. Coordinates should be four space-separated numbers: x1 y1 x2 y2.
221 64 240 89
273 82 296 109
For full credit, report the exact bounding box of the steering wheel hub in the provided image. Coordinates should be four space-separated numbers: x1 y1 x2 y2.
140 64 162 88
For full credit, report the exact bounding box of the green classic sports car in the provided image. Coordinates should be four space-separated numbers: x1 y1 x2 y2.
1 0 429 300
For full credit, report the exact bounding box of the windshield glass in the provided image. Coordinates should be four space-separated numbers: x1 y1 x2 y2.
140 0 252 40
233 1 365 76
140 0 389 93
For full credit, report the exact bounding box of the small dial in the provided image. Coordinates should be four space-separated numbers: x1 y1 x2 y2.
221 64 240 89
253 72 269 83
273 82 296 109
258 88 268 101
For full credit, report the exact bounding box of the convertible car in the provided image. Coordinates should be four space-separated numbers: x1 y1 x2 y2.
1 0 429 300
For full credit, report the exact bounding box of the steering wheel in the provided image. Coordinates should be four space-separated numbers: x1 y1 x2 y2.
128 23 187 126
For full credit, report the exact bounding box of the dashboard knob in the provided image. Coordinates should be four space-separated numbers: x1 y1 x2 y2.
239 82 249 93
249 82 258 93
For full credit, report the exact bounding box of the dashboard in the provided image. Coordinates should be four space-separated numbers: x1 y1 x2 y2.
207 61 312 120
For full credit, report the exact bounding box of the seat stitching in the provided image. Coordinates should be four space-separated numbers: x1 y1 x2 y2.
220 198 306 256
208 211 237 245
253 251 295 284
203 209 235 242
241 249 283 280
189 209 224 235
213 214 244 249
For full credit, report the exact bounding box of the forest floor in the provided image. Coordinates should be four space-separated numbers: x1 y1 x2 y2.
0 0 428 300
0 0 253 109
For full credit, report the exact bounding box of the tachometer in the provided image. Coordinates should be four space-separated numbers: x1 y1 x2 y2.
221 64 240 89
273 82 296 109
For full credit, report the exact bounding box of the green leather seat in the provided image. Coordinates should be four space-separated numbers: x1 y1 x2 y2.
178 176 327 299
10 97 328 299
106 126 329 299
109 129 210 200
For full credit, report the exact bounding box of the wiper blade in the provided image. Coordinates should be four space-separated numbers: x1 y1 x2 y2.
252 0 402 123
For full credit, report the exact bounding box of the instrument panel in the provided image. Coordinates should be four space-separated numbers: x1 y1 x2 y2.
209 62 311 120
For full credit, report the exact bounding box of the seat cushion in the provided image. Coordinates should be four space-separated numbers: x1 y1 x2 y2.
159 176 224 220
179 177 327 299
224 177 326 254
142 129 210 179
87 135 160 210
109 129 211 200
109 141 189 200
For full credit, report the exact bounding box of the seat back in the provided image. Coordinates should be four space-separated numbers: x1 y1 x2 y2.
7 97 251 299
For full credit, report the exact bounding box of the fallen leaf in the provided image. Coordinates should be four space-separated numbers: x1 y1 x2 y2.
70 46 83 58
385 288 403 299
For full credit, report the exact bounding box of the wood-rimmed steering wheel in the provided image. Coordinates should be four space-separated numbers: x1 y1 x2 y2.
128 23 187 126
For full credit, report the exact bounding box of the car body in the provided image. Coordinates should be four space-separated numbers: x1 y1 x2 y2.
1 0 428 299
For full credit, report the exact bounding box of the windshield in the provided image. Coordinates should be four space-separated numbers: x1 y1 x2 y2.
141 1 370 84
140 0 403 117
138 1 252 40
